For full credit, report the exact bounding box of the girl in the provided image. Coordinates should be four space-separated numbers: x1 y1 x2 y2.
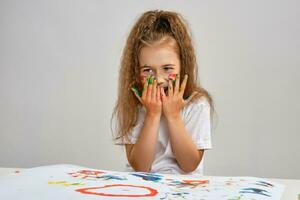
112 10 214 175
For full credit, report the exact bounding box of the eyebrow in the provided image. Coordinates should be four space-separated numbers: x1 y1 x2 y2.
140 64 175 68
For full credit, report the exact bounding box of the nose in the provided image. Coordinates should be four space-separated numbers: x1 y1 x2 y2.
156 76 164 85
155 71 168 87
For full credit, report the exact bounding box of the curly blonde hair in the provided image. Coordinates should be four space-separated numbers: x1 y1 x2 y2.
112 10 214 142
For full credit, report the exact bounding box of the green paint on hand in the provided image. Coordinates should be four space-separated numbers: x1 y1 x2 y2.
172 79 176 85
132 86 142 97
147 75 153 85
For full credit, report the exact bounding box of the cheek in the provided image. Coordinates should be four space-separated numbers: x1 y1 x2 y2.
168 73 177 79
168 73 178 81
139 75 147 83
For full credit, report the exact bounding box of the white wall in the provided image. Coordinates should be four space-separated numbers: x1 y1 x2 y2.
0 0 299 179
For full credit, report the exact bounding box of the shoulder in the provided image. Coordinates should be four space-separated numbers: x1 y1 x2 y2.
184 96 210 113
181 96 211 122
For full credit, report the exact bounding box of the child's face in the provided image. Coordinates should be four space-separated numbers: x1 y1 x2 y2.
138 44 180 90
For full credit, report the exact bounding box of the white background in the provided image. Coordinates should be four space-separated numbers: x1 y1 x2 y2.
1 0 299 179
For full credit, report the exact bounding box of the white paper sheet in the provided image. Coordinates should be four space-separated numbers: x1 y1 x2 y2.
0 164 285 199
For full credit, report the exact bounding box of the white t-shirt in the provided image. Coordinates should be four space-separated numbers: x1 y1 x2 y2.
117 97 212 175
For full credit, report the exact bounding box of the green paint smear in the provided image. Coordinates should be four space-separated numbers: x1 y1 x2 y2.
132 86 142 97
147 75 153 85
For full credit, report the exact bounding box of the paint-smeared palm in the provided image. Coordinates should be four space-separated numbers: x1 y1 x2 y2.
160 74 197 120
131 76 162 117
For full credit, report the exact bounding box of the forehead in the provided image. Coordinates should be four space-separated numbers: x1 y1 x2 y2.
138 44 180 67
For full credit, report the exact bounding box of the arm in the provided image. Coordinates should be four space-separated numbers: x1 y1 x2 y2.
165 114 204 173
125 113 160 172
127 78 162 172
161 74 204 173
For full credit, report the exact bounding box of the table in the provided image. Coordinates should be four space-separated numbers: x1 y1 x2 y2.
0 166 299 199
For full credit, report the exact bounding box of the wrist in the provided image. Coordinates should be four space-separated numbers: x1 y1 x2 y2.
165 112 181 122
146 111 161 120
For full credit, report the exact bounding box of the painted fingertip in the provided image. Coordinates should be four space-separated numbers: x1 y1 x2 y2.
132 86 142 97
147 75 153 85
146 75 150 82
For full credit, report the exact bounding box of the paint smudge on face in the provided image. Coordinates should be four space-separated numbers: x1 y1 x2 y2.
48 181 85 187
168 73 177 79
139 75 147 82
239 188 271 197
131 173 163 182
168 73 178 86
75 184 158 197
169 73 176 82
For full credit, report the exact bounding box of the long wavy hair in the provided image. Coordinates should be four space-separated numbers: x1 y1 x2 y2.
112 10 214 142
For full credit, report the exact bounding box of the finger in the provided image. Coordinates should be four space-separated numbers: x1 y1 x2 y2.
147 74 153 85
131 86 142 97
174 74 180 95
179 74 188 96
184 91 198 106
168 79 173 97
141 79 148 99
156 85 161 102
152 79 157 100
131 87 143 104
160 87 166 102
147 76 153 99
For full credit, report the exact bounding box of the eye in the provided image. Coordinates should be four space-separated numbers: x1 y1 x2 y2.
142 68 153 73
163 67 174 71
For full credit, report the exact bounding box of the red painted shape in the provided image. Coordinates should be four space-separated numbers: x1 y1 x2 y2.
77 170 105 176
69 170 104 177
75 184 158 197
182 180 209 185
168 73 177 78
139 75 146 81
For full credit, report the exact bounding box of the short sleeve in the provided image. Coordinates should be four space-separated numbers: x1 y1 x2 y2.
183 98 212 149
114 107 145 145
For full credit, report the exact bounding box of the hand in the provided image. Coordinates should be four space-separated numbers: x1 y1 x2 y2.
160 74 197 120
131 76 162 117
